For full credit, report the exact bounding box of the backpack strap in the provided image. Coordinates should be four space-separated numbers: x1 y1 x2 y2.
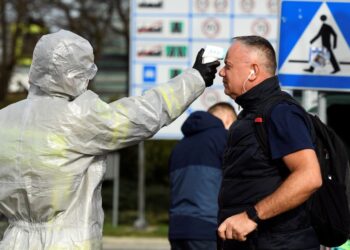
254 92 304 156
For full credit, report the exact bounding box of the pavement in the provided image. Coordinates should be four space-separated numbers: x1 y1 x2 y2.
103 237 170 250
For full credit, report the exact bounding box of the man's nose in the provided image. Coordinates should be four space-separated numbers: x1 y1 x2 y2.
219 68 225 77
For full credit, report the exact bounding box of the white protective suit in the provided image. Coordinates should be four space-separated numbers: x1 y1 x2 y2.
0 30 205 249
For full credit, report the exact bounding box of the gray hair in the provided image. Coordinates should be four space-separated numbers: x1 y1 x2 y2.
232 35 277 75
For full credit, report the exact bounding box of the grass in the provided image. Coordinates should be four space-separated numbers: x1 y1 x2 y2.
103 223 168 237
103 210 169 238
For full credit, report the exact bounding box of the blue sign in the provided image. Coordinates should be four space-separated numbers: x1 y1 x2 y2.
143 65 157 83
278 0 350 91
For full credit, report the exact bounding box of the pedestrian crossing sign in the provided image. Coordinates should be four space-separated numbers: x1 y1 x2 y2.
278 0 350 91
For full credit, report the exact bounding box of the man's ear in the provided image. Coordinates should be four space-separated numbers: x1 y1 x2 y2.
249 64 258 80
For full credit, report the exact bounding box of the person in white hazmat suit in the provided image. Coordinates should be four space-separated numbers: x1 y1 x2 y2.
0 29 220 249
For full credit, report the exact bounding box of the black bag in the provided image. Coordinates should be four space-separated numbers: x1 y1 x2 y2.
254 93 350 247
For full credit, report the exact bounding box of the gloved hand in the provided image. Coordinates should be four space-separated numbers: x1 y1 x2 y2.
193 48 221 87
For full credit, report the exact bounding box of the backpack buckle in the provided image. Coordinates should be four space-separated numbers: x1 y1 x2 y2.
255 117 263 123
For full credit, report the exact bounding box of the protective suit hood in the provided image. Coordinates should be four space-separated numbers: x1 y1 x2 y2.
29 29 97 99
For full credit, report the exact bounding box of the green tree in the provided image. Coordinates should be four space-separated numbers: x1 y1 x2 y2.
0 0 130 101
0 0 46 101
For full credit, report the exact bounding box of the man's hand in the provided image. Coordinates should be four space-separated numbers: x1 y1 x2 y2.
217 212 257 241
193 48 220 87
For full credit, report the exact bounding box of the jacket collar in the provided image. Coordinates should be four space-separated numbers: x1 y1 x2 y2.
235 76 281 112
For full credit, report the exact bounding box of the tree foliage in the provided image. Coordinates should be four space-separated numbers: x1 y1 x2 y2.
0 0 44 101
0 0 129 101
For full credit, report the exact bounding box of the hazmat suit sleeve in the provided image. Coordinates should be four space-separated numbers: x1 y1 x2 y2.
67 68 205 155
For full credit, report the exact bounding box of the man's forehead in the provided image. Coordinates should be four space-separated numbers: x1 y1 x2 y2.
229 41 250 54
225 42 255 62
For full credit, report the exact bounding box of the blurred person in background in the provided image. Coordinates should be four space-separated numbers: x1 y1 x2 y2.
0 29 220 249
168 102 237 250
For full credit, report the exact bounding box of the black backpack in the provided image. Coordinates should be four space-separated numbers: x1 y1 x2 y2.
254 93 350 247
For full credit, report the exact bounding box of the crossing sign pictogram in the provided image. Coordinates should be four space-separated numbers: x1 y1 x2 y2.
278 0 350 91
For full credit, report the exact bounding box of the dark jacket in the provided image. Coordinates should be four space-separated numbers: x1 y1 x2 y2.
169 111 228 241
218 76 319 250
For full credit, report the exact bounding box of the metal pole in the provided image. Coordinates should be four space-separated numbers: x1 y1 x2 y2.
317 92 328 250
134 141 147 229
112 152 120 227
317 94 341 250
302 90 318 112
318 92 327 124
